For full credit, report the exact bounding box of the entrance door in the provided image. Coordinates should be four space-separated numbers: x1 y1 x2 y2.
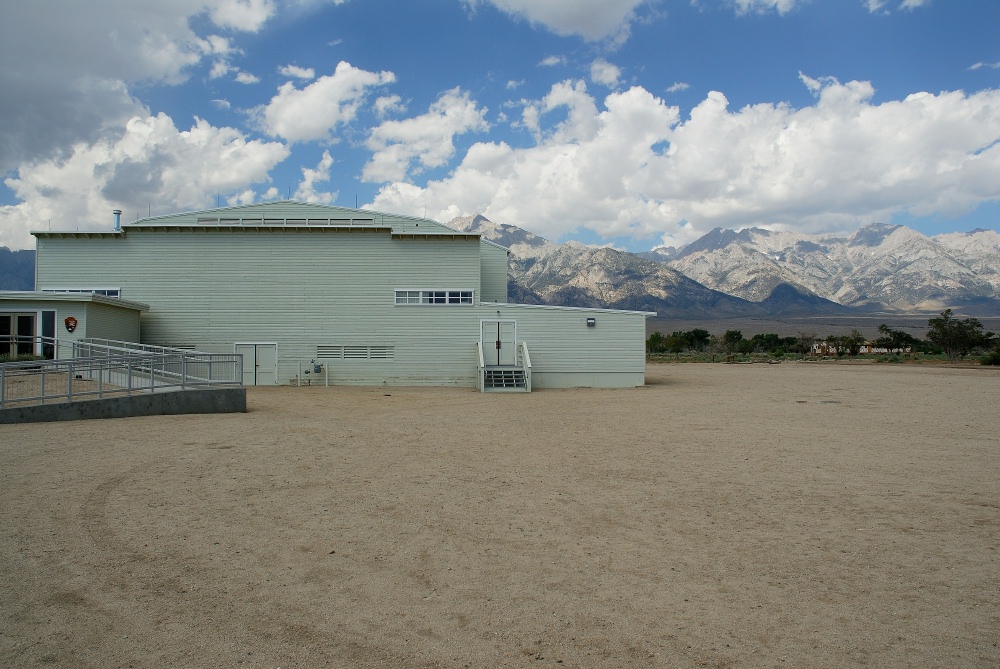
235 343 278 385
481 320 516 366
0 313 37 357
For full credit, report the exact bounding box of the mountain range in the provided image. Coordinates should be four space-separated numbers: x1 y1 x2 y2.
449 215 1000 318
0 247 35 290
2 218 998 318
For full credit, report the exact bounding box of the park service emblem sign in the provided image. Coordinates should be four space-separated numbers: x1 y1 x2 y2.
64 316 78 333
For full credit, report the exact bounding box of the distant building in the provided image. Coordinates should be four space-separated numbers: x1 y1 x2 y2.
811 340 911 356
6 201 653 390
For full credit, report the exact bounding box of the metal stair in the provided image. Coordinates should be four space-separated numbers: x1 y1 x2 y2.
483 367 528 391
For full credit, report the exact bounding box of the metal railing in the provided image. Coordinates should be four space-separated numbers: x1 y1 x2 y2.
0 335 63 361
1 339 242 409
476 341 485 391
518 341 532 392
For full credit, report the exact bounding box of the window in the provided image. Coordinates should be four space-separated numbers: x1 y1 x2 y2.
42 287 121 298
394 290 473 305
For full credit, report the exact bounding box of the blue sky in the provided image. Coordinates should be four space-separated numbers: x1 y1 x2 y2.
1 0 999 250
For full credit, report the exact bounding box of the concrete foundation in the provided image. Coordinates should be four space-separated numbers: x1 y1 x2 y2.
0 387 247 424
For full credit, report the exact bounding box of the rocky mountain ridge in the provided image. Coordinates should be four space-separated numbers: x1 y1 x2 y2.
449 214 848 318
448 215 1000 317
660 224 1000 312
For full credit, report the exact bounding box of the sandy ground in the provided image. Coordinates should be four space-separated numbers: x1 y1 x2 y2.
1 362 997 668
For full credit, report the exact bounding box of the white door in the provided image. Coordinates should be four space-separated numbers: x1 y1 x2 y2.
235 343 278 385
481 321 516 366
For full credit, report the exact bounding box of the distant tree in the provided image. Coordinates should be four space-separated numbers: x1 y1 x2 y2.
646 332 667 354
824 334 842 356
874 324 918 354
927 309 992 361
722 330 744 354
792 332 817 355
841 329 866 357
686 328 711 351
665 333 687 359
750 333 782 353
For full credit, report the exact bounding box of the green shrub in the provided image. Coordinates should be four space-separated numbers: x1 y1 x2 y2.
0 353 43 363
981 346 1000 366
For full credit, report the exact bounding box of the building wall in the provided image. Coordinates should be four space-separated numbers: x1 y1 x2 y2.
0 297 143 358
479 242 508 303
37 228 486 384
86 302 141 343
35 205 650 388
484 303 648 388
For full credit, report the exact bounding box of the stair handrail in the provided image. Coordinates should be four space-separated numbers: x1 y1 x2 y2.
519 341 531 392
476 341 485 392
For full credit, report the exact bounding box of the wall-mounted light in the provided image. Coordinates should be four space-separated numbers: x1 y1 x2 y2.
586 318 596 327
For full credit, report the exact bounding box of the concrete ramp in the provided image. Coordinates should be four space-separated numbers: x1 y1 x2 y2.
0 387 247 424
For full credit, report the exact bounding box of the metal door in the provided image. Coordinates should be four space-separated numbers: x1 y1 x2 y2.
235 343 278 385
255 344 277 385
481 321 516 366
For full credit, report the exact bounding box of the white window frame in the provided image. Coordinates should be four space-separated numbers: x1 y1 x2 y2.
394 289 474 305
41 287 122 298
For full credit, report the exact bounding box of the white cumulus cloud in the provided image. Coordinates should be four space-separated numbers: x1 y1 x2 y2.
279 64 316 80
731 0 802 15
0 0 287 174
363 88 489 182
374 94 407 118
372 77 1000 248
0 113 289 248
209 0 276 32
294 150 337 203
590 58 621 87
865 0 931 12
465 0 654 42
235 71 261 84
258 61 396 142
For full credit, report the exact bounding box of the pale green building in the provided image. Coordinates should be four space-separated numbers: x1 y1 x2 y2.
20 201 652 390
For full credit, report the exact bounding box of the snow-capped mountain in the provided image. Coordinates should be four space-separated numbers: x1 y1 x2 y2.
448 214 844 317
448 215 1000 316
665 223 999 311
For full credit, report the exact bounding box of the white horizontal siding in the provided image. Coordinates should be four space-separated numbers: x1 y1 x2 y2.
480 242 508 303
85 302 141 342
37 229 484 385
36 225 650 388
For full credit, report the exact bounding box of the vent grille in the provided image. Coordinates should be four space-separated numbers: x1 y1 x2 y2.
317 345 394 360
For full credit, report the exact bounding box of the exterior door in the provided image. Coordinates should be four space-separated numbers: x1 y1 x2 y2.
481 320 516 366
235 343 278 386
0 313 37 357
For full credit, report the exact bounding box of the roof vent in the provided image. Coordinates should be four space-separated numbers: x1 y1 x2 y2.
113 210 122 231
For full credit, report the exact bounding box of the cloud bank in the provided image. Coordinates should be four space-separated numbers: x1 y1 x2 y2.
1 114 288 248
372 76 1000 247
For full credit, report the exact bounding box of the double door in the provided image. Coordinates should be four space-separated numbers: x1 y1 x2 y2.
481 320 516 366
1 312 54 358
235 343 277 385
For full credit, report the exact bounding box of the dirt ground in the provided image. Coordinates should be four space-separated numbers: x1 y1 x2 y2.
1 362 997 668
